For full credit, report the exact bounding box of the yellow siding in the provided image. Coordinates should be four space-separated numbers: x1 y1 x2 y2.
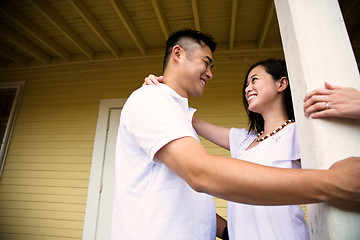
0 55 268 239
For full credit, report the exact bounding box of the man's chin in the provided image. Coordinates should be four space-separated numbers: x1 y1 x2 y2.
192 91 204 97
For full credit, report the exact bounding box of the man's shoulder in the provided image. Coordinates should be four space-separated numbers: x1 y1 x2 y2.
129 85 171 102
123 85 177 115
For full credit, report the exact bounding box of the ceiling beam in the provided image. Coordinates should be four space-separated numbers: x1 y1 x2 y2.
0 23 50 64
29 0 94 60
0 44 28 66
342 0 357 18
151 0 170 40
70 0 120 58
258 0 275 49
340 0 360 44
109 0 146 56
229 0 238 50
0 1 71 62
350 27 360 45
191 0 201 31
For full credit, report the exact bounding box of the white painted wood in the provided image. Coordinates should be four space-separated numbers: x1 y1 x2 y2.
83 99 126 240
274 0 360 239
95 108 120 239
0 81 25 177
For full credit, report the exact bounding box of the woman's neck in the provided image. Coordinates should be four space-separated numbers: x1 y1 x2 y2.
261 109 290 135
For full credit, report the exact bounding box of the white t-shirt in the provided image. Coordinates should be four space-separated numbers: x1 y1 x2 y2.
228 123 310 240
111 84 216 240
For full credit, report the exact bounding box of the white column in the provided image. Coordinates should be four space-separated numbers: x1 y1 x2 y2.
274 0 360 239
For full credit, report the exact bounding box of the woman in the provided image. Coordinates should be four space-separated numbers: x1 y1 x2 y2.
145 59 310 240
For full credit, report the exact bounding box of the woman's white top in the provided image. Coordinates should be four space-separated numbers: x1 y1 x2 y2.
228 123 310 240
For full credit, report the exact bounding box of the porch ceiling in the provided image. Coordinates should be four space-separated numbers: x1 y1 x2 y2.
0 0 358 69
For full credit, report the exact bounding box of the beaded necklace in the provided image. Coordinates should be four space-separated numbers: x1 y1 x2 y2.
256 119 294 142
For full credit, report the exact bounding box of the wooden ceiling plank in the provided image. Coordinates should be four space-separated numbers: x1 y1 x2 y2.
109 0 146 56
70 0 120 58
0 24 50 64
258 0 275 49
191 0 201 31
0 1 71 62
29 0 95 60
0 44 28 66
151 0 170 40
342 0 357 18
340 0 360 44
350 26 360 44
229 0 238 50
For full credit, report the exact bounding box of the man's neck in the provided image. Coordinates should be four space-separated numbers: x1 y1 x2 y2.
162 73 188 98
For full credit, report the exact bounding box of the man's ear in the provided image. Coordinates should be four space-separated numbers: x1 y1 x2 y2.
278 77 289 93
172 45 183 62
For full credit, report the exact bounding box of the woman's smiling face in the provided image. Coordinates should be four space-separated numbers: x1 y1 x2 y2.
244 65 280 113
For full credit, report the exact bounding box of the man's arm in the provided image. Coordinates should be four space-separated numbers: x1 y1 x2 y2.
155 136 360 212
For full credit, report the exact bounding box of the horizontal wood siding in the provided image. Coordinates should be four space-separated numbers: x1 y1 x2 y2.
0 55 272 239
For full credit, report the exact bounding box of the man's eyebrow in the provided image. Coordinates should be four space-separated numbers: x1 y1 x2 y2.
205 56 213 64
205 56 214 69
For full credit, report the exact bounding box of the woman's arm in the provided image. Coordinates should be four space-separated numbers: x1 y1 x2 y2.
193 115 231 150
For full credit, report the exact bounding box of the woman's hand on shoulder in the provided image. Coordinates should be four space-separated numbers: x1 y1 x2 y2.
143 74 163 86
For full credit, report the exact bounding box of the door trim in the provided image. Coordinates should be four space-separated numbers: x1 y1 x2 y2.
83 98 126 240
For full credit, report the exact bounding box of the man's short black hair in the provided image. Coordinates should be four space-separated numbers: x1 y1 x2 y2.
163 29 217 71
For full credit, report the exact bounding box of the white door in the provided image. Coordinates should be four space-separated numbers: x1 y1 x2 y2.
95 108 120 239
83 99 126 240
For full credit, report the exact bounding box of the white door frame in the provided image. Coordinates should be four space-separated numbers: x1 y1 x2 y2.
83 98 126 240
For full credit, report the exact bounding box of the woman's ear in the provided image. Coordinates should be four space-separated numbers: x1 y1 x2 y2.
277 77 289 93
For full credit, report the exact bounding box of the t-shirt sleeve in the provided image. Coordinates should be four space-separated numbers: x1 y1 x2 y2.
229 127 250 158
122 86 196 162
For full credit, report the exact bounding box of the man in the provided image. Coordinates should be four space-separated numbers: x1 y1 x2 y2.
111 29 360 240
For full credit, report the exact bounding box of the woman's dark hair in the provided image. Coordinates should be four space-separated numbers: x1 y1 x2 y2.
242 59 295 133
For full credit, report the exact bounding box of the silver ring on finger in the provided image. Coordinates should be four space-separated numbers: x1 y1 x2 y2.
325 102 329 110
